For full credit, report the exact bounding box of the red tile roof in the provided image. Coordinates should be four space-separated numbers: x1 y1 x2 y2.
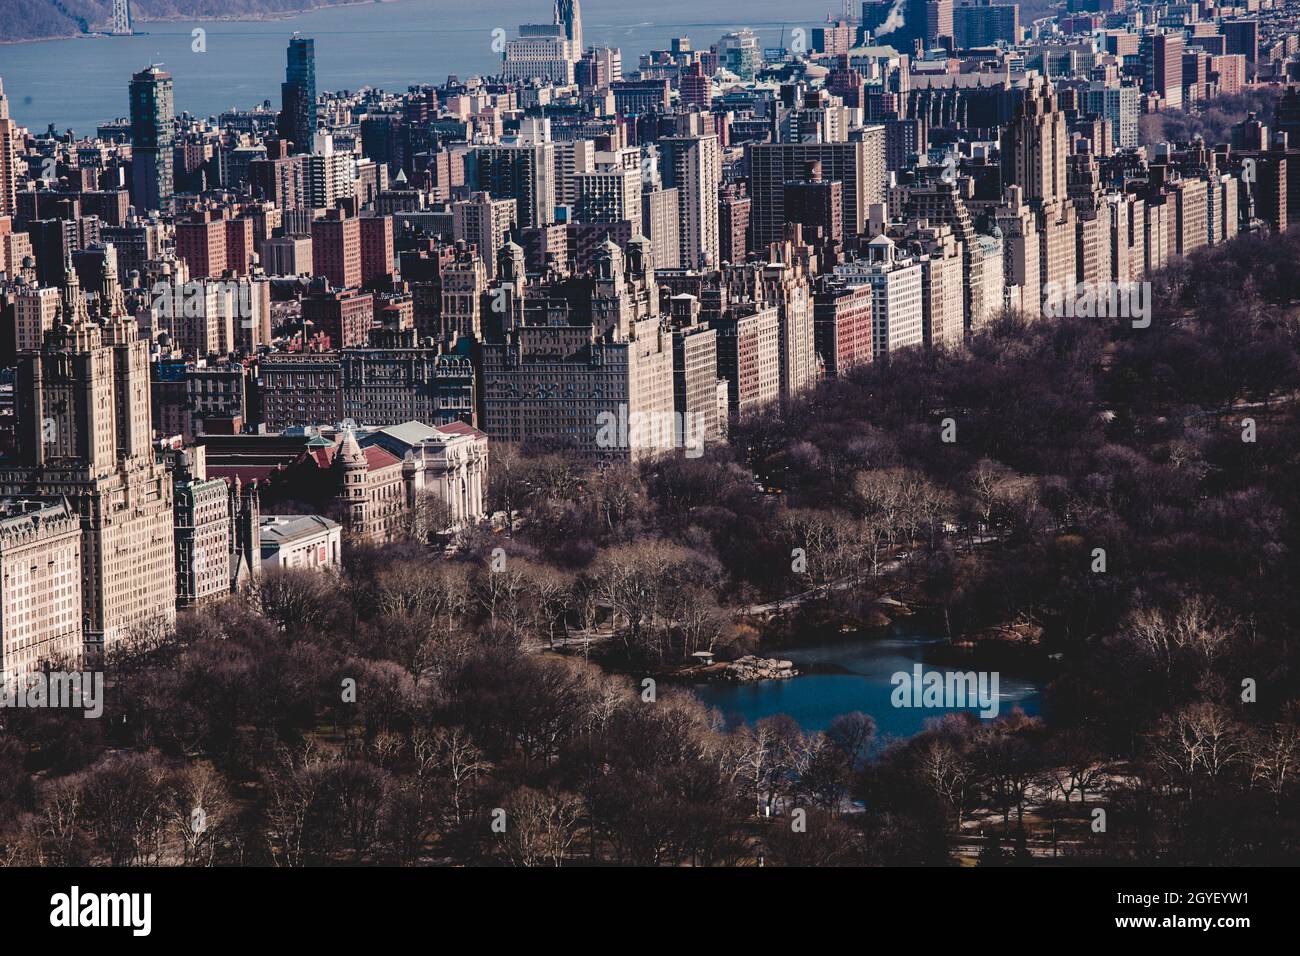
300 443 400 471
364 446 401 469
437 421 487 439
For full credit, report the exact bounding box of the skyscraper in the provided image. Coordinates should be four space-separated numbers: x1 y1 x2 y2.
1142 32 1185 111
1000 76 1068 210
658 135 722 269
129 66 174 214
472 140 556 230
1 265 175 660
280 36 319 154
749 134 886 248
554 0 583 55
0 78 16 219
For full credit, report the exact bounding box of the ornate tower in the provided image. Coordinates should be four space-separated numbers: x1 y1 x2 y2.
1000 76 1068 212
332 429 369 533
5 299 174 657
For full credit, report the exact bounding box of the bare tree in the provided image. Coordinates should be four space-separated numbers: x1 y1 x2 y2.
495 787 583 867
414 725 486 826
1247 718 1300 805
916 737 973 830
1148 702 1247 800
170 761 232 866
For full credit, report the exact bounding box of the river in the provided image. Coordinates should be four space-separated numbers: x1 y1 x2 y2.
690 629 1046 745
0 0 838 135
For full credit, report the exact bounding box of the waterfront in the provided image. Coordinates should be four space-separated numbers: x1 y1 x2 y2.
0 0 836 134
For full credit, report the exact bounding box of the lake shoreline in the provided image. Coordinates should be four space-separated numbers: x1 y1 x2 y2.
687 626 1049 737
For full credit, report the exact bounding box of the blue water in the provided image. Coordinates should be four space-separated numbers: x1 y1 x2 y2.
691 632 1044 743
0 0 839 134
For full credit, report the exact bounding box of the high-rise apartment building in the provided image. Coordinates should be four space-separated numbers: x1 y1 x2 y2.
1142 32 1185 110
280 36 319 153
305 132 356 211
1000 76 1069 210
0 79 17 219
172 451 238 609
481 240 675 461
953 1 1019 48
176 209 228 280
359 215 394 286
575 163 642 224
749 133 886 248
312 211 362 291
472 141 556 230
129 66 175 214
1084 82 1139 150
784 162 844 245
1223 20 1259 79
341 328 477 428
835 235 924 358
302 286 373 348
658 135 722 269
714 305 781 422
814 283 873 377
643 186 681 271
453 192 517 280
669 301 722 444
256 352 344 431
2 266 175 659
681 62 712 110
14 286 60 353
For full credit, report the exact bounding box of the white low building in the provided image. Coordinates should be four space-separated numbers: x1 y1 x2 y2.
358 420 489 529
259 515 342 572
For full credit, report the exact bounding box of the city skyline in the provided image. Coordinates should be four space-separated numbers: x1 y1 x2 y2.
0 0 1292 904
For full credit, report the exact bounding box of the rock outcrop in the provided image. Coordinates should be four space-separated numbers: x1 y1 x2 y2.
720 656 797 681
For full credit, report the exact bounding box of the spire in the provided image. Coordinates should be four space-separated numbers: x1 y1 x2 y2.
554 0 583 53
99 249 127 319
60 254 89 325
336 427 366 469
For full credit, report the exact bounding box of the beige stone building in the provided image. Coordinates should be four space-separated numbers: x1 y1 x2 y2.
480 238 676 461
1 261 176 660
14 286 61 354
359 421 489 530
0 500 82 678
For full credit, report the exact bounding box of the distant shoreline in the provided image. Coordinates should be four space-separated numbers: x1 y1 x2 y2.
0 0 384 46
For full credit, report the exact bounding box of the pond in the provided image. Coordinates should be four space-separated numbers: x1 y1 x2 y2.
690 630 1045 746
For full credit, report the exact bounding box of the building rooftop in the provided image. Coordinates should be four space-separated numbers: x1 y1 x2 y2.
259 514 340 546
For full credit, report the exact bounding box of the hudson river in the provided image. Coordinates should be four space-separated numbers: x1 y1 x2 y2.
1 0 837 134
